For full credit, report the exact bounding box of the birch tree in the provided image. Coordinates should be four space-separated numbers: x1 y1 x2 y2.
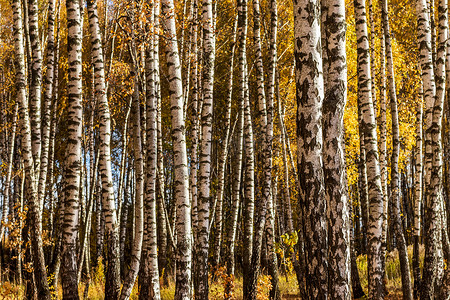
161 0 192 297
381 0 413 297
87 0 121 296
224 0 246 285
416 0 447 296
140 2 161 298
413 86 423 298
28 0 42 176
245 0 271 297
194 0 215 297
353 0 385 297
61 0 83 295
322 0 351 298
9 0 50 297
265 0 280 297
211 14 237 269
294 0 327 297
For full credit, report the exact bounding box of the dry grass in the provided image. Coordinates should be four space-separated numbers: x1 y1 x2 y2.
0 246 425 299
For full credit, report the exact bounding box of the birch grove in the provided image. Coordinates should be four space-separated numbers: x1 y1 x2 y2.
0 0 449 298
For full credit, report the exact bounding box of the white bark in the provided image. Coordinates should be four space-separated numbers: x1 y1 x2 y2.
161 0 192 297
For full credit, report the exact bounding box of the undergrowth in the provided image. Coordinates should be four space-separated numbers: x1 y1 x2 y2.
0 245 425 299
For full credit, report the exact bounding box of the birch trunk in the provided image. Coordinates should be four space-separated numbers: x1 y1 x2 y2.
87 0 121 296
140 3 161 296
265 0 280 297
413 90 423 299
379 32 389 291
322 0 351 298
27 0 42 176
194 0 215 297
382 0 413 297
190 0 199 240
277 79 294 234
212 14 238 269
417 0 447 295
225 0 245 282
153 0 170 283
38 0 57 209
244 0 269 297
225 118 243 279
124 97 145 299
161 0 192 297
12 0 51 297
61 0 83 295
354 0 385 297
121 45 145 299
0 104 17 242
294 0 327 297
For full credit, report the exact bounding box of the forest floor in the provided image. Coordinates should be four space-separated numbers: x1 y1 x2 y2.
0 245 423 299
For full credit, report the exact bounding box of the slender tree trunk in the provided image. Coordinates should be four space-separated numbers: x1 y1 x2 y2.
265 0 280 298
121 36 145 299
161 0 192 297
155 0 173 277
38 0 56 210
379 32 389 296
413 86 423 299
277 76 294 234
140 3 161 297
382 1 413 297
354 0 385 297
294 0 328 297
225 0 246 286
350 209 366 299
12 0 51 297
194 0 215 297
27 0 42 178
245 0 272 297
212 14 237 270
190 0 199 242
87 0 121 296
0 104 17 242
429 0 448 292
225 119 243 280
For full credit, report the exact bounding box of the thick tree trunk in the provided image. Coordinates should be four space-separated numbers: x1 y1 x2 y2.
294 0 328 297
61 0 83 296
416 0 447 296
322 0 351 298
